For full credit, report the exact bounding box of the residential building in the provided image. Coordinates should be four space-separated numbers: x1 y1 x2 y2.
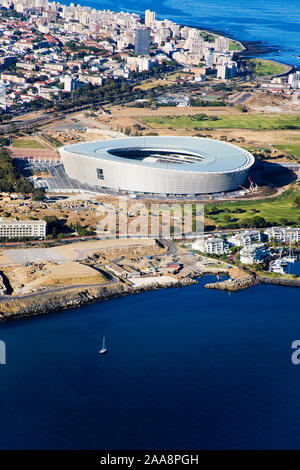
145 9 155 27
191 236 228 255
228 230 262 247
288 71 300 89
239 243 266 265
64 75 79 92
264 227 300 243
215 36 229 53
135 27 150 56
217 61 237 79
136 56 152 72
0 219 47 239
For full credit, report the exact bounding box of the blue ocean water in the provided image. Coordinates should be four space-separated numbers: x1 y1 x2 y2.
60 0 300 66
1 276 300 449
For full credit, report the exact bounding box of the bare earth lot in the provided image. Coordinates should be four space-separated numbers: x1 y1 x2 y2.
3 261 107 295
0 238 157 266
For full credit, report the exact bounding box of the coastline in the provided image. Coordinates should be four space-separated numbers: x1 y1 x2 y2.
1 267 299 323
0 276 197 323
62 0 297 69
197 28 295 70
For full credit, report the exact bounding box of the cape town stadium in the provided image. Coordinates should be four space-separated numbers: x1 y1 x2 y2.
59 136 255 196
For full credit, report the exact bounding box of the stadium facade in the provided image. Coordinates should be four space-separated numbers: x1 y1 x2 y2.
59 136 255 196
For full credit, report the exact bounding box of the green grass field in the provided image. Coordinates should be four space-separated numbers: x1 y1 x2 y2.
142 114 300 131
229 40 242 51
205 190 300 228
13 139 45 148
275 143 300 158
248 58 287 76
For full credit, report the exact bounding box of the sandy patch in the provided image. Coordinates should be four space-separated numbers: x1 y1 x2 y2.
130 275 177 287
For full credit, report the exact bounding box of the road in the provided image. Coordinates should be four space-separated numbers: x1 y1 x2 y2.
152 239 177 259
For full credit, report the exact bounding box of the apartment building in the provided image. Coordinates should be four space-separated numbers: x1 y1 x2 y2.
191 236 228 255
0 220 47 239
264 227 300 243
228 230 262 247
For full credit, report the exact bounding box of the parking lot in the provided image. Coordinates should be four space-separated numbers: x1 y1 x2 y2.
4 248 64 264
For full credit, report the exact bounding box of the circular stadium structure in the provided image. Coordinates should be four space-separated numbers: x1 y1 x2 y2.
59 136 255 196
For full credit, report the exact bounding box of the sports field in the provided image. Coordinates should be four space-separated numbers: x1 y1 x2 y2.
142 114 300 131
13 139 45 148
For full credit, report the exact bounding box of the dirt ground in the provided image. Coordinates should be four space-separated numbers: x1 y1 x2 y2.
2 260 107 295
0 238 158 267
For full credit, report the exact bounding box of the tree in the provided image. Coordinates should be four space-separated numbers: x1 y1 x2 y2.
294 195 300 208
223 214 232 222
32 188 46 201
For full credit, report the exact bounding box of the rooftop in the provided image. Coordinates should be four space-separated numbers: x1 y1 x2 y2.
61 136 255 174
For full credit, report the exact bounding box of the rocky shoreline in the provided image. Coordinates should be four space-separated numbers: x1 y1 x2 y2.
204 274 258 292
0 276 196 323
0 268 298 323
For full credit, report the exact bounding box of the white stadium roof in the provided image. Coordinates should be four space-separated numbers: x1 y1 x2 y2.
61 136 254 174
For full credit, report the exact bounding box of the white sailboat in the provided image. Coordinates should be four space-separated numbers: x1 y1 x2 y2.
99 336 107 355
282 241 296 263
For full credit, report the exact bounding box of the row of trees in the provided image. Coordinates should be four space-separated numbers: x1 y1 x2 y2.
53 80 145 112
0 148 33 193
43 216 95 239
0 148 45 198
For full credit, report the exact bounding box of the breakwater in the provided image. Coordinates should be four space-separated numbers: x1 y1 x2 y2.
204 275 258 291
258 276 300 287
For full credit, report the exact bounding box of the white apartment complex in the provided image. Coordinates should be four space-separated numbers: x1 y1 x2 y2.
191 236 228 255
228 230 262 247
0 219 47 239
239 243 266 265
264 227 300 243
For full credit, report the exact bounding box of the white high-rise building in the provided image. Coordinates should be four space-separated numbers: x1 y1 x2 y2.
186 29 204 55
137 56 152 72
0 81 7 109
64 76 79 92
145 9 155 27
217 61 237 79
288 71 300 89
215 36 230 53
